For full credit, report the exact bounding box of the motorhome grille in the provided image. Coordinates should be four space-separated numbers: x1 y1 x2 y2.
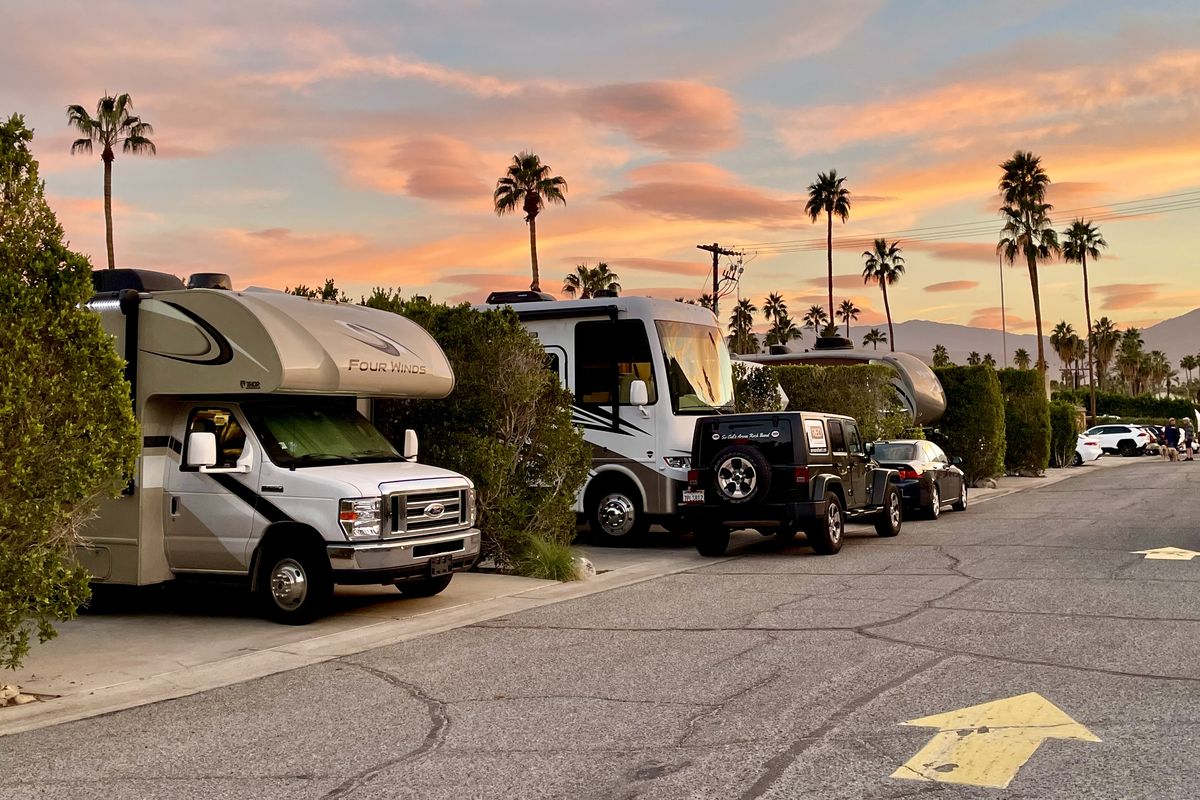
388 489 467 538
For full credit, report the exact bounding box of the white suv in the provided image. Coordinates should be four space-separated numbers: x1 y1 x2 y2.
1082 424 1151 457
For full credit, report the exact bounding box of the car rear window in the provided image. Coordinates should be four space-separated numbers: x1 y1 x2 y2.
875 443 916 461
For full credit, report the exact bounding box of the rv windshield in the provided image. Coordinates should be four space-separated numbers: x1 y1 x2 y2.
656 321 735 414
244 401 402 468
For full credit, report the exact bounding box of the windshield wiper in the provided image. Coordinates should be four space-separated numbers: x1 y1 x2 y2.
288 453 356 469
351 449 403 462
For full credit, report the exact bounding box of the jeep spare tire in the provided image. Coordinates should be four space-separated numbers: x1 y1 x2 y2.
711 445 772 504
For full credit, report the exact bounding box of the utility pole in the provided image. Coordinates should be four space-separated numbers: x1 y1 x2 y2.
697 243 738 319
999 251 1007 368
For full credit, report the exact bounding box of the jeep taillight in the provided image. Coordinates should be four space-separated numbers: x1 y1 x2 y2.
687 469 699 487
794 466 810 485
897 467 921 480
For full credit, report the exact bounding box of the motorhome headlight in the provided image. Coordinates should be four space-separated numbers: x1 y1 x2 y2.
663 456 691 469
466 487 477 526
338 498 383 540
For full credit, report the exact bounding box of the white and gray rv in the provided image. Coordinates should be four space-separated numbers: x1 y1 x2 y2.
85 269 480 623
479 292 735 543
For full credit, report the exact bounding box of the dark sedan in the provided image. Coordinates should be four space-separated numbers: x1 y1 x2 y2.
869 440 967 520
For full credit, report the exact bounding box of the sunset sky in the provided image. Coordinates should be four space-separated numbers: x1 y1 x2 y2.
5 0 1200 338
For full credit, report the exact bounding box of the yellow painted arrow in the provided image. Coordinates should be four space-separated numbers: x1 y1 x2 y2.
892 692 1100 789
1133 546 1200 560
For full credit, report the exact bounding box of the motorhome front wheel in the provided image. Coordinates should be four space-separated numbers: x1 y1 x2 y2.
259 545 332 624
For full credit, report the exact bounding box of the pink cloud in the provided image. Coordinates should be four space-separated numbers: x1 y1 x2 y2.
334 135 489 201
577 81 739 154
804 273 870 290
968 306 1034 332
905 240 999 264
604 161 804 224
924 280 980 293
1095 283 1165 311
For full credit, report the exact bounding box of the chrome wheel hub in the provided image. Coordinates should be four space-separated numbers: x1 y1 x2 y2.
828 505 842 543
929 487 939 518
270 559 308 611
598 494 636 537
717 457 757 499
891 493 902 526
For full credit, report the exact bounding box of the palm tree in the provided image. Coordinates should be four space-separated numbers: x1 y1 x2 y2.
932 344 951 367
1090 317 1120 390
698 293 715 312
66 93 156 269
861 238 905 352
766 314 802 348
997 151 1059 372
863 328 887 351
982 353 997 368
1182 355 1198 383
763 292 787 326
562 262 620 299
1069 335 1087 389
802 304 829 336
837 299 860 340
805 169 852 323
1014 348 1032 369
1050 321 1076 386
1117 328 1144 393
493 152 568 291
967 351 982 366
1062 218 1108 419
728 298 758 355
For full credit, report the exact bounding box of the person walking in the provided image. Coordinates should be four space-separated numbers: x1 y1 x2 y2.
1182 419 1196 461
1163 418 1180 461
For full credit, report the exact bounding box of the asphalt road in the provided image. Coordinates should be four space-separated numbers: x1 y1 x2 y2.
4 458 1200 799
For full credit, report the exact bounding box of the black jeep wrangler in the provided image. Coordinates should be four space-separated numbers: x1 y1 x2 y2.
680 411 903 556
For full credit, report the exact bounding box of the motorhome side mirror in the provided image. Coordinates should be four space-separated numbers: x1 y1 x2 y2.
865 442 875 456
629 379 649 407
951 455 963 466
403 429 419 461
186 432 218 468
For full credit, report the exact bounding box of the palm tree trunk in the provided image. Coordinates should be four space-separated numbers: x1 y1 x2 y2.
528 214 540 291
825 211 834 326
1082 253 1096 424
103 151 115 269
882 281 894 352
1027 252 1045 372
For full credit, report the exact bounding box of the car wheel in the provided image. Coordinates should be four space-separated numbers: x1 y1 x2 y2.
695 526 730 557
396 574 453 598
1072 451 1083 467
951 481 967 512
710 445 772 504
259 543 333 625
586 479 648 546
808 492 845 555
876 487 903 537
926 483 941 520
1119 440 1137 457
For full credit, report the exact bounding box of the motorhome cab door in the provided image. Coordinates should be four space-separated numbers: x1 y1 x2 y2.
164 405 259 572
573 318 658 465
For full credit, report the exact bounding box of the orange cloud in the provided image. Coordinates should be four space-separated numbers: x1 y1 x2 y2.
577 81 739 154
804 273 869 290
1095 283 1165 311
925 280 980 293
968 306 1034 332
604 161 804 224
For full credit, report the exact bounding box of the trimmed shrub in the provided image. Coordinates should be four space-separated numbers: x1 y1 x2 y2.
775 364 908 441
931 366 1006 484
369 298 590 576
1049 401 1080 467
732 361 784 413
998 368 1051 475
1053 388 1195 421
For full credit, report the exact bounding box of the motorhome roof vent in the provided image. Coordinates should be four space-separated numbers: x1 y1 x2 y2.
485 290 556 304
813 335 854 350
92 269 186 294
187 272 233 290
592 289 619 298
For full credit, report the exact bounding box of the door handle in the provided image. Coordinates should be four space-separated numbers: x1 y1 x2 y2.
170 497 179 517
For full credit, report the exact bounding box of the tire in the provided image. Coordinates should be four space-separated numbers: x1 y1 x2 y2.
1119 440 1137 457
951 480 967 512
710 445 772 504
808 492 845 555
875 486 903 537
396 574 453 598
258 542 333 625
695 526 730 557
1072 451 1083 467
586 479 649 545
926 483 941 520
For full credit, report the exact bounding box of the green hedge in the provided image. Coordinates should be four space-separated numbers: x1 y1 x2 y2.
775 364 908 441
1049 401 1080 468
931 366 1006 483
732 362 784 413
1052 389 1196 421
998 368 1050 474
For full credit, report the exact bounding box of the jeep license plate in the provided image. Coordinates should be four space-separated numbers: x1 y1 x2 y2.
682 490 705 504
429 554 452 576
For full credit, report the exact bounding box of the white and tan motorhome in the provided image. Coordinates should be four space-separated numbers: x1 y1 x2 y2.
85 269 480 623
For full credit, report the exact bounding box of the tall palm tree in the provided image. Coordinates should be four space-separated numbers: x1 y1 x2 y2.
66 93 156 269
861 238 905 352
932 344 951 367
1013 348 1032 369
862 328 887 351
805 169 851 323
1069 335 1087 389
1062 218 1108 419
802 304 829 336
493 152 567 292
763 292 788 326
561 262 620 298
837 299 860 340
997 151 1059 372
1090 317 1120 390
1050 321 1076 386
728 298 758 355
1117 327 1144 393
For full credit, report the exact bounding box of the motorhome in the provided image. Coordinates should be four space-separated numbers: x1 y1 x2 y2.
85 269 480 624
479 292 735 544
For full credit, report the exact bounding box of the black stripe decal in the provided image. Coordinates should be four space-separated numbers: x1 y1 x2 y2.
205 473 294 524
151 302 235 365
144 435 183 453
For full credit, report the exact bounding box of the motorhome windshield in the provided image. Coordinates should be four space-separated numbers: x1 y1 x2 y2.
244 402 402 468
656 321 735 414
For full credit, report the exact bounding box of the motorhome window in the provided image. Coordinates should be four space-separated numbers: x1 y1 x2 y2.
655 321 734 414
545 352 560 374
243 402 401 468
828 420 847 453
184 408 246 469
574 320 658 406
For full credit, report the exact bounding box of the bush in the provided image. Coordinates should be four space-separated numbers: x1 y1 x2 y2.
775 364 908 441
732 361 783 413
0 115 139 669
998 368 1050 475
512 537 578 581
1053 388 1195 421
931 366 1006 484
368 298 590 576
1049 401 1080 467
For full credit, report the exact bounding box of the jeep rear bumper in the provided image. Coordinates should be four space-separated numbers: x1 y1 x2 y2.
681 500 827 529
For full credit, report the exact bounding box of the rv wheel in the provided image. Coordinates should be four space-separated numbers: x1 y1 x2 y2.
259 543 333 625
586 479 649 545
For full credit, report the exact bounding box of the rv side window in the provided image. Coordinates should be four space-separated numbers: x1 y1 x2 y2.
574 320 658 406
183 408 246 470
